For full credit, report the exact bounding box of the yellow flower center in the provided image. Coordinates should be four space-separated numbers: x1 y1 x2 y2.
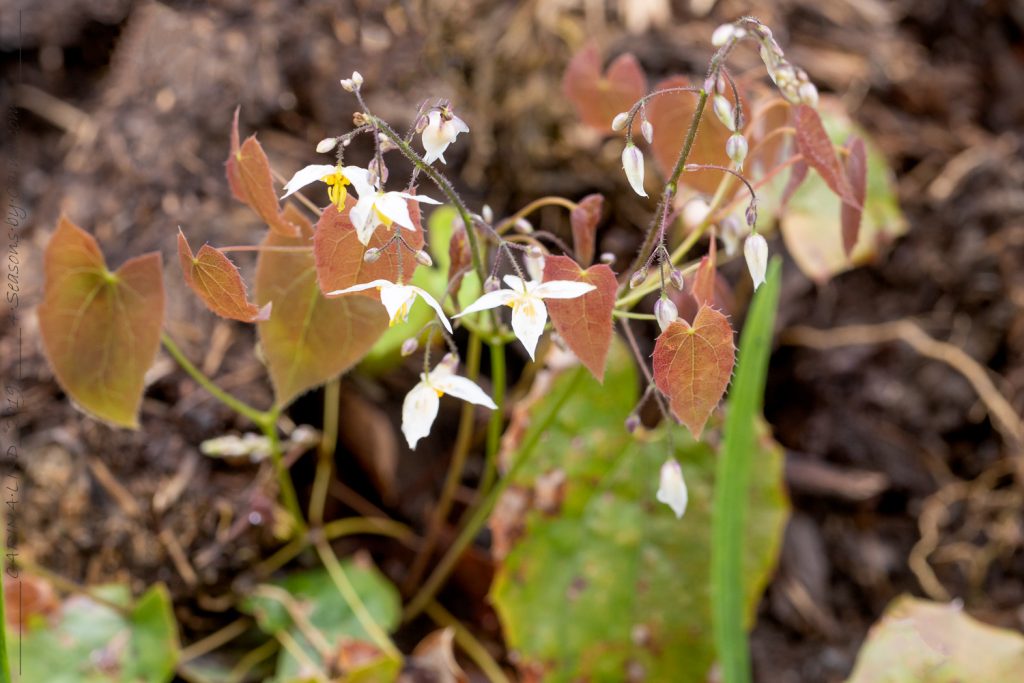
321 169 351 209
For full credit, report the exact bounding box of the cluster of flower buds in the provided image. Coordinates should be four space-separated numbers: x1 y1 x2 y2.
711 20 818 107
340 71 363 92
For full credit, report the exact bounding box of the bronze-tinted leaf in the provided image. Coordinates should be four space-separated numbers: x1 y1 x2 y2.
313 198 424 295
652 305 735 437
841 136 867 257
793 104 857 207
225 107 298 237
38 216 164 428
563 43 646 134
177 229 270 323
542 255 616 382
447 219 472 299
256 220 387 407
570 193 603 266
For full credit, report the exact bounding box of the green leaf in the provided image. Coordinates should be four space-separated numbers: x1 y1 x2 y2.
11 583 179 682
712 257 783 683
241 564 401 682
38 216 165 428
489 341 788 681
847 595 1024 683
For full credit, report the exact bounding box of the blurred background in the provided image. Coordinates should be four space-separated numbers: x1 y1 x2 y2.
2 0 1023 681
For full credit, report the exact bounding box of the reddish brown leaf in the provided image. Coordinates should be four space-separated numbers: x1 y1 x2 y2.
780 159 809 208
652 305 735 437
448 220 472 298
691 237 717 306
225 107 298 237
570 194 603 266
256 219 387 407
313 198 424 295
793 104 857 207
542 255 616 382
562 43 647 134
647 76 732 195
177 229 270 323
841 137 867 258
38 216 164 428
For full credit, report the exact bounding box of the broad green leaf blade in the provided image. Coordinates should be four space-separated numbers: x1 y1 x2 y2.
847 596 1024 683
11 583 179 683
489 341 788 682
255 220 387 407
712 257 782 683
242 564 401 683
542 255 616 382
177 229 269 322
38 216 165 428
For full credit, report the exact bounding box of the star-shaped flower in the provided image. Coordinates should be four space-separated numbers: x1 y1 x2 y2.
454 274 595 360
421 107 469 165
347 171 441 246
403 354 497 449
326 279 452 333
281 164 368 210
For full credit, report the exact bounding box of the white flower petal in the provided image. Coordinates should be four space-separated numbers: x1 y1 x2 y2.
502 274 529 293
510 295 547 360
533 280 596 300
350 195 379 245
656 458 688 519
622 145 648 197
379 284 418 325
342 165 374 196
281 164 336 199
397 192 442 205
376 192 416 231
409 286 453 333
433 374 497 409
525 252 545 283
422 111 447 164
450 114 469 135
744 233 768 291
401 381 440 449
453 289 517 317
325 279 391 297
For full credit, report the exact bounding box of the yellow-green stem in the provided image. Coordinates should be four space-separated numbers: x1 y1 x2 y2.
425 601 511 683
310 378 341 527
260 409 307 536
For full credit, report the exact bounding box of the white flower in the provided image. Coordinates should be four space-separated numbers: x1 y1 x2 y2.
421 108 469 165
654 297 678 332
403 354 496 449
656 458 688 519
347 171 442 246
744 233 768 291
622 144 647 197
281 164 369 210
454 275 595 360
326 279 452 333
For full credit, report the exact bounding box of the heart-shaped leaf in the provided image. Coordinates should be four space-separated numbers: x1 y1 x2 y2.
177 229 270 323
38 216 164 429
652 304 735 437
793 104 857 207
313 198 423 295
841 136 868 257
570 193 604 266
255 218 387 407
563 43 647 134
490 342 788 682
542 255 616 382
225 108 298 237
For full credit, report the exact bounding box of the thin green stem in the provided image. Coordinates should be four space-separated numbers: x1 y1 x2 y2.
228 639 279 683
493 196 578 235
403 366 586 622
310 378 341 527
314 540 401 660
161 332 266 425
260 409 306 536
0 509 11 682
179 617 251 664
425 601 511 683
480 340 507 495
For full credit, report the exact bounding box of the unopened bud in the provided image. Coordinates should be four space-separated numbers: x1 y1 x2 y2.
484 275 501 293
351 71 363 87
600 252 616 265
640 119 654 144
629 268 648 289
622 144 647 197
340 78 355 92
611 111 630 132
713 95 736 131
745 200 758 228
316 137 338 153
726 133 748 169
513 217 534 234
378 133 397 153
744 233 768 291
654 297 678 332
368 157 388 185
798 81 819 107
711 23 737 47
414 250 433 267
482 204 494 224
401 337 419 357
669 269 685 290
683 198 711 230
625 414 641 433
363 247 381 263
414 114 429 133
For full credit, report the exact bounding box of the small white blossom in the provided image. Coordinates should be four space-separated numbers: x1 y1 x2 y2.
622 144 647 197
656 458 688 519
347 171 442 245
421 108 469 165
403 354 496 449
326 279 452 333
454 275 595 360
281 163 367 210
611 111 630 132
744 233 768 290
654 298 678 332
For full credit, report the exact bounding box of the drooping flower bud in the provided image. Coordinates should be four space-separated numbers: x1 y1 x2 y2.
712 95 736 131
726 133 748 169
525 246 545 282
625 414 641 433
482 204 494 224
745 200 758 228
629 267 648 289
798 81 819 107
401 337 419 357
363 247 381 263
744 233 768 291
611 111 630 132
316 137 338 154
414 250 434 267
640 118 654 145
683 198 711 230
351 71 363 88
513 217 534 234
656 458 688 519
484 275 501 293
622 144 648 197
711 23 737 47
654 297 678 332
669 268 685 291
600 252 616 265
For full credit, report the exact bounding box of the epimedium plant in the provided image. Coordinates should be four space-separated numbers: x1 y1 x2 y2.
20 16 903 683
